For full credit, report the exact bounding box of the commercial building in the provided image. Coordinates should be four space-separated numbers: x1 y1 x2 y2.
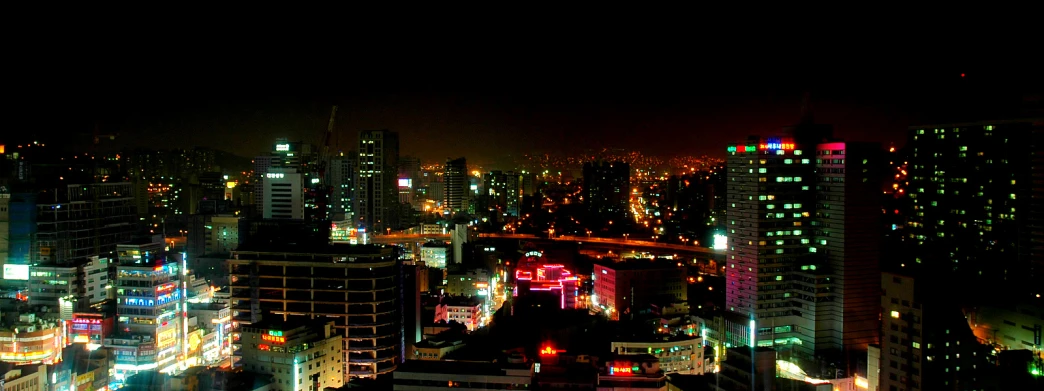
483 170 524 217
355 129 400 233
419 242 448 269
262 168 303 220
443 157 468 215
434 296 482 331
903 119 1044 296
612 335 706 375
27 256 110 310
106 257 184 378
34 182 138 265
0 314 64 365
409 333 465 361
514 255 580 310
70 312 115 346
724 124 882 369
0 364 47 391
229 244 401 379
877 271 993 391
592 259 687 320
597 354 667 390
330 154 355 221
393 360 532 390
239 319 344 391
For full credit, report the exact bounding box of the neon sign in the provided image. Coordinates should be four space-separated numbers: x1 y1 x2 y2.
727 145 758 153
276 144 290 151
759 138 795 151
72 318 102 324
609 366 639 375
262 334 285 344
540 346 558 355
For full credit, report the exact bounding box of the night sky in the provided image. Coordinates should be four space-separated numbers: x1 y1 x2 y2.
10 34 1041 166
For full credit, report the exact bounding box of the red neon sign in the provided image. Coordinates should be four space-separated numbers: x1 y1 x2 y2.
540 346 561 356
72 318 102 324
262 334 285 344
259 344 271 351
611 366 632 374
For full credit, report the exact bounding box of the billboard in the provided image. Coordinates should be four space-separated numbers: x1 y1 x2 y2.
398 178 412 188
3 264 29 280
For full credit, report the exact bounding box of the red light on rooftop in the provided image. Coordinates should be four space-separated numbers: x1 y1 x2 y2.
961 73 966 77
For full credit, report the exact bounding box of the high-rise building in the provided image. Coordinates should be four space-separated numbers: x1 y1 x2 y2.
28 256 110 310
330 153 355 221
34 182 138 265
262 168 303 220
483 171 524 217
725 124 882 371
355 130 399 233
877 271 993 391
444 157 468 214
592 259 687 320
903 119 1044 296
229 244 401 379
583 161 630 223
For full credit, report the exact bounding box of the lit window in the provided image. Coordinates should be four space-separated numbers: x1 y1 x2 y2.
890 311 900 319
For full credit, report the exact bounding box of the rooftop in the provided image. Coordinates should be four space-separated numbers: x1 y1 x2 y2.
595 258 681 271
396 360 530 376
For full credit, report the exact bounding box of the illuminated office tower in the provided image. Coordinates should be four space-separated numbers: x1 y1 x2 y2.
262 168 303 220
444 157 468 214
725 123 882 371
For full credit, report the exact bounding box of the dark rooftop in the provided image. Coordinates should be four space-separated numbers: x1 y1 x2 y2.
396 360 529 376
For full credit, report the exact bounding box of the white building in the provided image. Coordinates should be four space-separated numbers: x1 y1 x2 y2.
263 168 303 220
611 336 706 375
240 320 343 391
420 243 448 269
28 256 110 310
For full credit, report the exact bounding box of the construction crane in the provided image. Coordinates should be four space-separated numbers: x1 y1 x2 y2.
315 106 338 220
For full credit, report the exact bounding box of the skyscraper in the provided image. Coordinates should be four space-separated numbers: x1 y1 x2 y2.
903 119 1044 297
444 157 468 214
583 161 630 223
330 153 355 221
355 130 399 233
725 124 882 372
262 168 303 220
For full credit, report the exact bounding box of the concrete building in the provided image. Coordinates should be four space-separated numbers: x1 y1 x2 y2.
330 154 355 221
27 256 110 310
725 126 883 369
0 314 64 365
393 360 532 390
409 334 465 361
239 319 343 391
229 244 401 379
434 296 482 331
612 335 706 375
106 257 183 378
878 271 993 391
355 129 400 233
443 157 468 215
0 364 47 391
592 259 687 320
262 168 303 220
597 354 667 390
419 242 448 269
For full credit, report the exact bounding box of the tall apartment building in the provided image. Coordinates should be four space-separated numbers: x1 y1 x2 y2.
583 161 630 223
903 119 1044 297
355 130 400 233
262 168 303 220
330 154 355 221
229 244 401 379
725 124 882 371
253 155 279 215
877 271 992 391
444 157 468 214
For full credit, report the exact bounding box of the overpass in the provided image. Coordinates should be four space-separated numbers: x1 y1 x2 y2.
365 233 724 256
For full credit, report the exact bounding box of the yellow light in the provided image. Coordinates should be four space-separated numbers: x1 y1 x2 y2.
890 310 900 319
855 376 869 389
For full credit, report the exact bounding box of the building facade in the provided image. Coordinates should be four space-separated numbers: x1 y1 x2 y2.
239 320 344 391
229 244 401 379
444 157 468 214
262 169 303 220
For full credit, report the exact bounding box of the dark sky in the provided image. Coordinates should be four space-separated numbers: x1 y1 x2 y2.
9 29 1041 166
